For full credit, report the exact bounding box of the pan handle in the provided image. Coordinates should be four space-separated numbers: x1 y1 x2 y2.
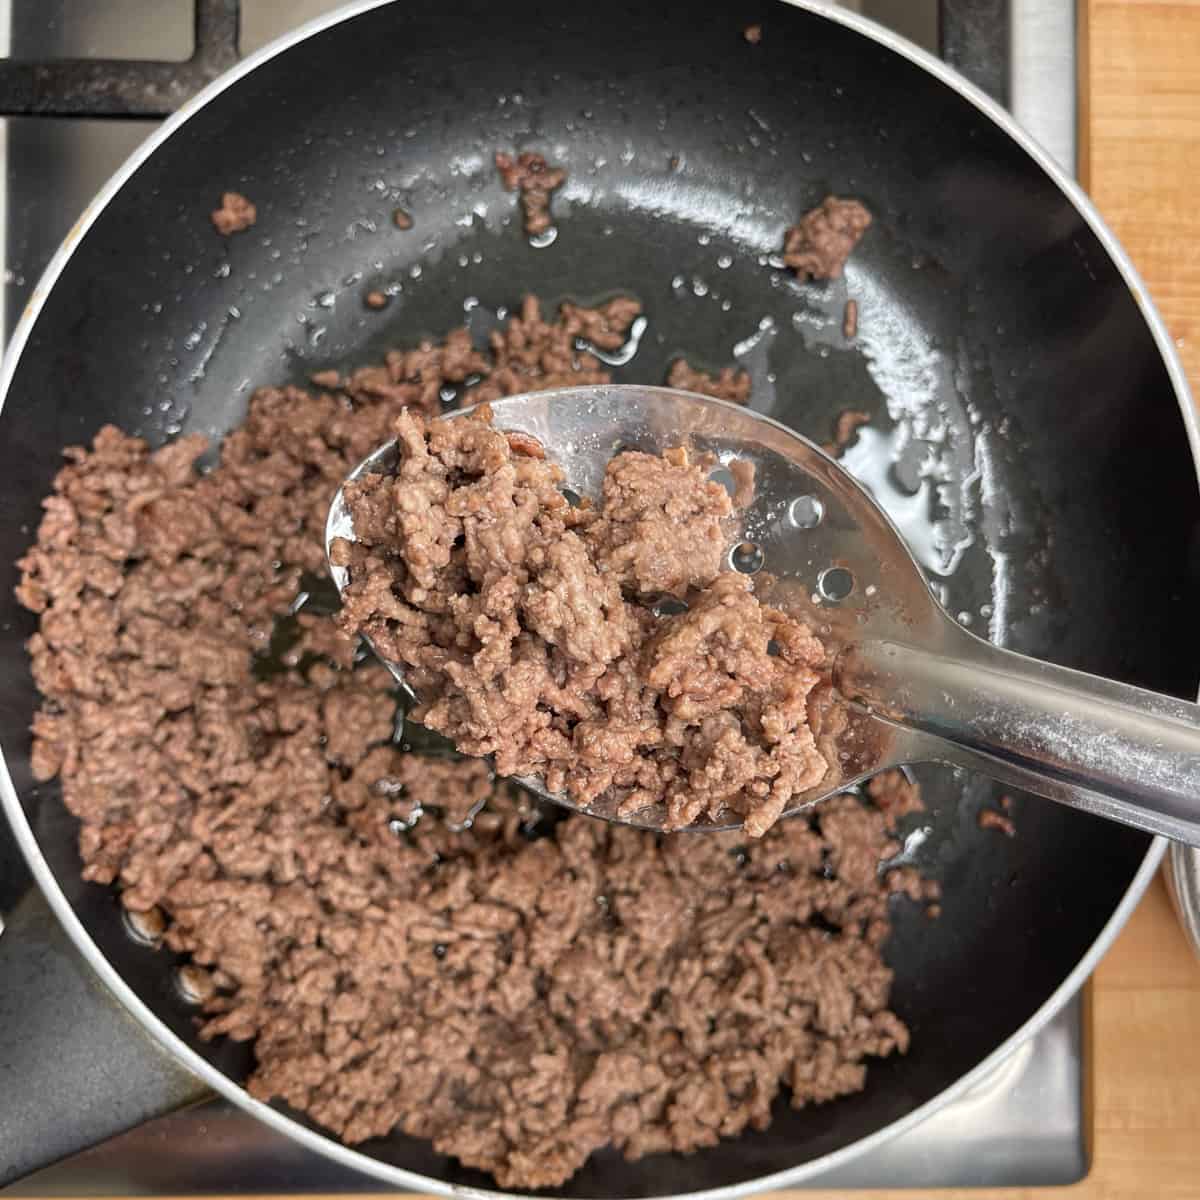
0 888 211 1186
837 627 1200 845
938 0 1010 106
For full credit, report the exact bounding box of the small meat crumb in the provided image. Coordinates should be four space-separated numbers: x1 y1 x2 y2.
744 23 763 43
866 768 924 821
210 191 256 236
979 808 1016 837
667 357 752 405
729 458 756 510
783 196 872 280
495 150 567 237
822 408 871 458
562 296 643 351
834 409 871 450
392 207 413 230
364 290 388 310
843 298 859 339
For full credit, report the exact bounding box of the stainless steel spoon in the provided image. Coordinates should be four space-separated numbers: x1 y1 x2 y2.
326 384 1200 844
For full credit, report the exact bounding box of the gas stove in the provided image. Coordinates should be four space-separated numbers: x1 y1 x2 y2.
0 0 1087 1192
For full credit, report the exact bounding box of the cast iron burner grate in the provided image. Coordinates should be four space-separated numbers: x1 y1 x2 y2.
0 0 238 116
0 0 1011 119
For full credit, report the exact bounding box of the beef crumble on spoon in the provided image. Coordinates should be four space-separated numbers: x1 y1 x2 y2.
332 406 833 837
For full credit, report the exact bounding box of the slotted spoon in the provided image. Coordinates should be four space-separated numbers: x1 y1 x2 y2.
326 385 1200 843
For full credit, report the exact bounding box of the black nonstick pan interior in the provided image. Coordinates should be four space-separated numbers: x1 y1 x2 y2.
0 0 1196 1194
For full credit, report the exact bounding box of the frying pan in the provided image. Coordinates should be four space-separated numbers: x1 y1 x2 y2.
1 0 1197 1193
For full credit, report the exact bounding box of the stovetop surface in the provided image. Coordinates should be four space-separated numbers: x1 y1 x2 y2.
0 0 1085 1193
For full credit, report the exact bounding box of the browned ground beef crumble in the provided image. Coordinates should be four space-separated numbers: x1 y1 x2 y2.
979 807 1016 837
211 191 257 235
783 197 872 280
822 408 872 458
17 293 930 1189
666 357 753 405
495 151 567 237
843 298 859 340
333 410 829 836
866 768 924 822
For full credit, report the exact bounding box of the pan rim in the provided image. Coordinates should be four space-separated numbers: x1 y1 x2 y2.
0 0 1182 1195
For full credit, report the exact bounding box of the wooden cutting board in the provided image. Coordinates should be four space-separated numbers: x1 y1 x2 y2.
791 877 1200 1200
146 4 1200 1198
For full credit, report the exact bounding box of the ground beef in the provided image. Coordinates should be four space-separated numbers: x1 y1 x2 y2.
364 290 388 310
18 295 932 1189
495 151 567 237
666 357 752 405
744 22 763 43
563 296 644 351
211 191 256 235
822 408 871 458
782 196 872 280
843 298 859 339
467 294 639 404
729 458 757 510
979 807 1016 837
393 207 413 230
333 410 830 836
866 768 924 822
588 445 732 597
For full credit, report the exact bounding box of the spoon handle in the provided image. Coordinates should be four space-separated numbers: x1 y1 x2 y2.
836 630 1200 845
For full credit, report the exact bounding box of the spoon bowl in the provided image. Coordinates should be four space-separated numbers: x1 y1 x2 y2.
327 385 1200 843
